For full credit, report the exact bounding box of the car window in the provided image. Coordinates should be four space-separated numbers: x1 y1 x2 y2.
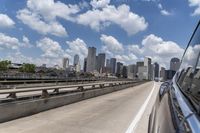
177 23 200 114
190 57 200 103
177 24 200 93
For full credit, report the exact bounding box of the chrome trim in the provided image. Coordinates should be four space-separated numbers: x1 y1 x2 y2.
172 77 200 132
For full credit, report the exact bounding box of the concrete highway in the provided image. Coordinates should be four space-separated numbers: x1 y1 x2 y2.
0 81 161 133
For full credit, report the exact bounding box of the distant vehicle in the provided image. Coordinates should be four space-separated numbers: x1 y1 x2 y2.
148 21 200 133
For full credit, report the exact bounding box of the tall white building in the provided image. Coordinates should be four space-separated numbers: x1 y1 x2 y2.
62 57 69 70
144 57 152 80
73 54 79 66
127 64 137 79
86 47 96 72
75 61 81 72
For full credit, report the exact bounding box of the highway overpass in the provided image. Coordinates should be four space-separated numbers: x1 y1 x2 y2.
0 81 161 133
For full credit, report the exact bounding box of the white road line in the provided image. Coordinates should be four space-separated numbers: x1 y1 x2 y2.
125 82 156 133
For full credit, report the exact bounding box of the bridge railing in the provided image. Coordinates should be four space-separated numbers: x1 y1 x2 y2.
0 81 136 100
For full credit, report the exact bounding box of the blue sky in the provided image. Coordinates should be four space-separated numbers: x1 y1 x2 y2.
0 0 199 69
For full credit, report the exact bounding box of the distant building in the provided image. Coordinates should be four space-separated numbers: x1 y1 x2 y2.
170 57 181 71
138 66 148 80
150 64 154 80
165 70 176 80
105 59 110 73
127 64 137 79
97 53 105 73
160 67 166 81
122 66 128 78
116 62 123 77
86 47 96 72
41 64 46 68
62 58 69 70
144 57 152 80
154 62 159 79
75 61 81 72
110 58 116 74
83 58 87 72
73 54 79 66
136 61 144 74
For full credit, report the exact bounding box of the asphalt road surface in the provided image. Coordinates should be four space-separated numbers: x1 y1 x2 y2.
0 81 161 133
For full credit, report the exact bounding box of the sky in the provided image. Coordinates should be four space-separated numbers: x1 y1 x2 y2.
0 0 199 69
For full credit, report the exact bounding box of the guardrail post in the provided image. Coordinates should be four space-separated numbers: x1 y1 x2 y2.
109 83 113 87
100 84 104 88
53 88 59 94
7 92 17 99
41 90 49 98
77 86 84 91
92 85 95 89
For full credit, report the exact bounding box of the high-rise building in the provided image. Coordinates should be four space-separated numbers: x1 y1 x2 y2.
106 59 110 67
73 54 79 66
75 61 81 72
144 57 152 80
97 53 106 73
170 57 181 71
86 47 96 72
154 62 160 79
127 64 137 79
138 66 148 80
62 57 69 70
122 66 128 78
136 61 144 77
116 62 123 77
150 64 155 80
110 58 116 74
83 58 87 72
160 67 166 81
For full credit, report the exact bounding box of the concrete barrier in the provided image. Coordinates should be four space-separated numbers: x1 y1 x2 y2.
0 82 146 123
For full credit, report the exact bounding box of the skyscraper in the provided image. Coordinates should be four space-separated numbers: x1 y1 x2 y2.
122 66 128 78
110 58 116 74
144 57 152 80
62 57 69 70
154 62 160 79
160 67 166 81
97 53 105 73
73 54 79 66
86 47 96 72
127 64 137 79
136 61 144 73
116 62 123 77
170 57 181 71
83 58 87 72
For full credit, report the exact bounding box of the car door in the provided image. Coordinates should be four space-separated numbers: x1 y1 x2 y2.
149 21 200 133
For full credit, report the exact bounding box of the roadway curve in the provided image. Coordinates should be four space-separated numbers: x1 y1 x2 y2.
0 81 161 133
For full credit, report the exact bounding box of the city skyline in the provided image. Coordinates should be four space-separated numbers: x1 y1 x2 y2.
0 0 199 69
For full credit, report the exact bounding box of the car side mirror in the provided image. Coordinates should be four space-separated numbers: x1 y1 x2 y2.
159 82 170 100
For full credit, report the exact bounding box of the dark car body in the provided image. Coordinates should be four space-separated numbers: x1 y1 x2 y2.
148 22 200 133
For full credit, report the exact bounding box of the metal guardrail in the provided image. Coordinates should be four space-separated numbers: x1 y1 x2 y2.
0 81 135 99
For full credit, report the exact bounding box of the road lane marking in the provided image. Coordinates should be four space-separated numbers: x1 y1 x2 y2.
125 82 156 133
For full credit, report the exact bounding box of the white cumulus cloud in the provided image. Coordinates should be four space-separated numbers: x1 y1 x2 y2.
66 38 88 65
100 34 124 56
17 9 68 37
16 0 80 37
188 0 200 15
0 33 27 50
0 13 15 28
36 37 64 58
76 4 148 35
90 0 110 9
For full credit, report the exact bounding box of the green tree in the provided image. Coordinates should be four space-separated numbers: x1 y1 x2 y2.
0 60 11 71
19 63 36 73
